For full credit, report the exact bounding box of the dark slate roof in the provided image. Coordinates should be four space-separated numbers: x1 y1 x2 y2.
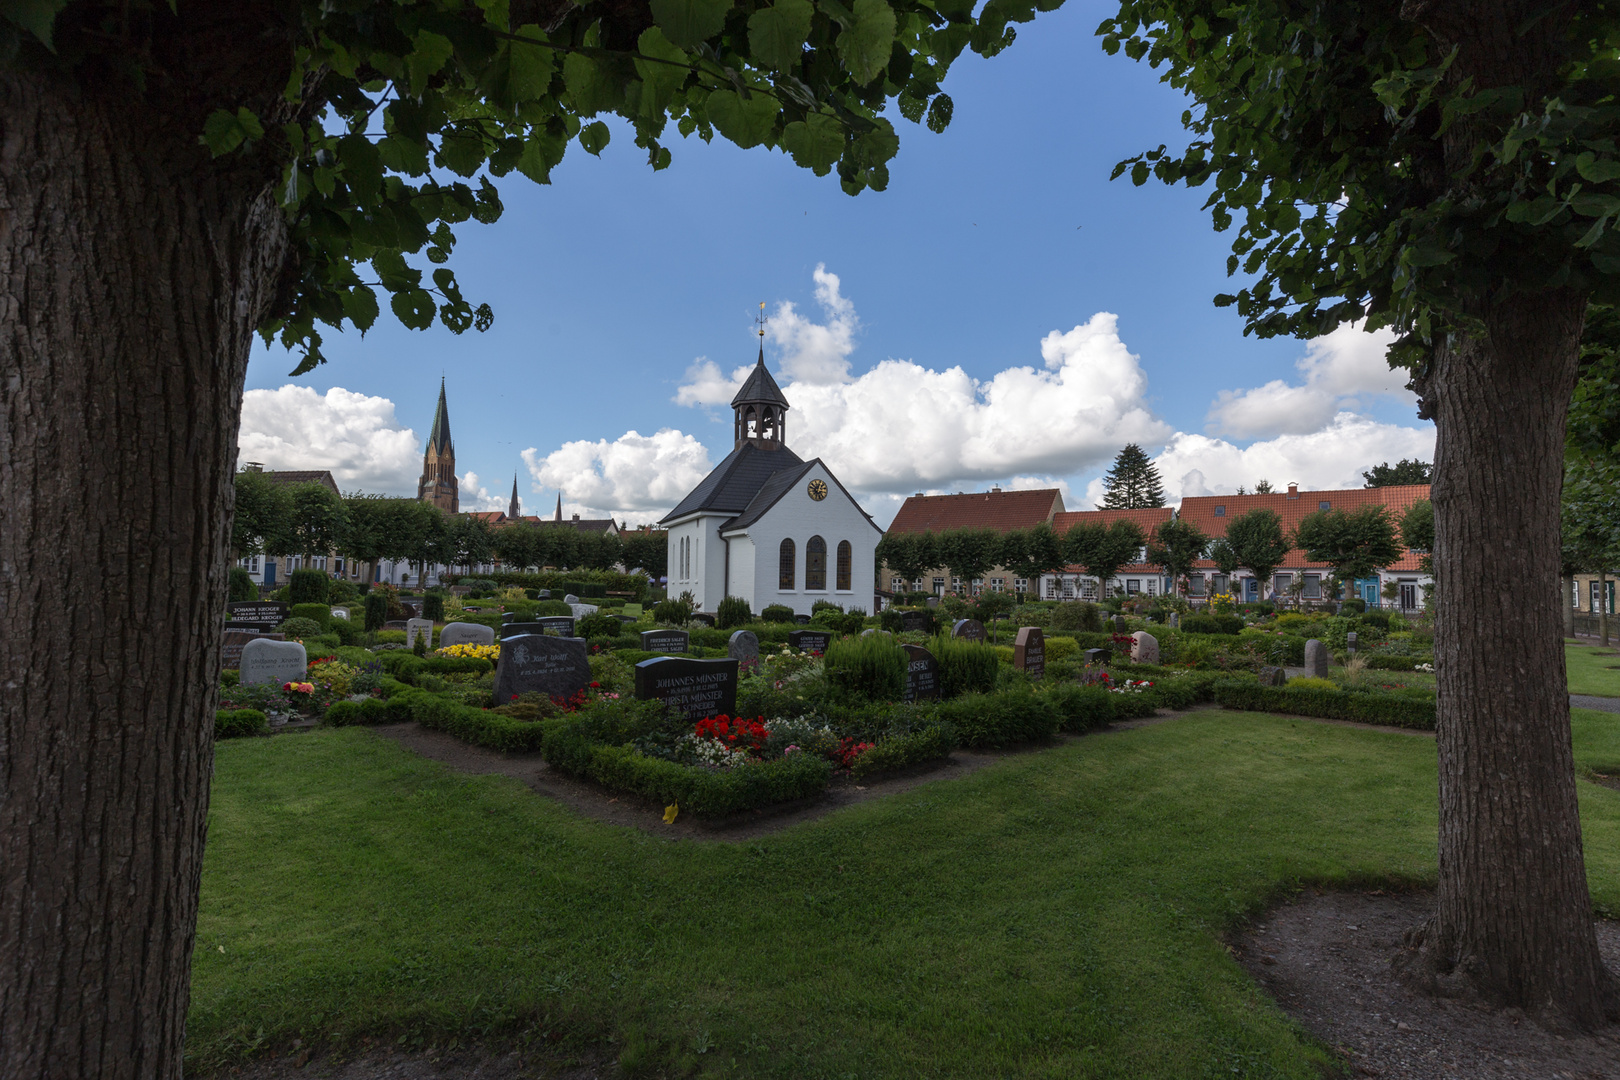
660 442 805 522
722 460 816 532
427 378 453 454
730 349 790 409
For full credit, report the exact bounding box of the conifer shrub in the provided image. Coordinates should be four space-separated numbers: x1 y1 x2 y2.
275 617 324 640
717 595 752 629
422 592 445 621
288 568 330 604
1050 601 1102 632
928 634 1001 697
760 604 796 623
578 612 623 639
228 567 258 603
289 602 331 628
364 591 389 631
824 634 907 702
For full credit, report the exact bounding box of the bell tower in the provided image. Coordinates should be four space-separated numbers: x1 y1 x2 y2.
417 378 460 512
731 303 790 451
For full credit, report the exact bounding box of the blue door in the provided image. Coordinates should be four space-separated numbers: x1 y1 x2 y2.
1358 578 1380 606
263 560 276 586
1245 577 1260 601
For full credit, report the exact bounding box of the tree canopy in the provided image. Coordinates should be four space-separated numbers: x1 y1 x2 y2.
1363 459 1432 487
1145 517 1207 590
1064 518 1146 596
1223 507 1289 599
1292 505 1403 593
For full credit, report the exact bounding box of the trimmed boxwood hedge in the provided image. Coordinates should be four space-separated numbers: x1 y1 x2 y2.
376 653 493 683
1211 680 1435 730
215 708 268 739
935 688 1061 748
373 688 549 752
849 723 958 778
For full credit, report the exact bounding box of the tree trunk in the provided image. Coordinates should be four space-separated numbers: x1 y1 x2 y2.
1396 288 1617 1028
0 29 293 1079
1563 574 1575 641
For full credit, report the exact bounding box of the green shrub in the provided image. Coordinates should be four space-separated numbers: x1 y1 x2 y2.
1040 683 1116 732
878 608 903 633
936 687 1059 748
323 700 363 726
1050 601 1102 632
1360 610 1392 630
928 634 1001 697
812 607 866 635
364 591 389 631
422 592 445 621
1182 613 1244 635
578 612 622 638
220 669 240 688
328 616 361 646
288 602 331 629
228 567 258 602
327 579 359 604
1341 597 1367 613
288 568 330 604
760 604 796 623
824 634 907 702
214 708 267 739
653 595 692 624
1211 680 1435 730
850 724 957 778
717 595 752 629
275 617 324 640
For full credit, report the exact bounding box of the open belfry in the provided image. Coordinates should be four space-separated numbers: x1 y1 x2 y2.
416 377 459 512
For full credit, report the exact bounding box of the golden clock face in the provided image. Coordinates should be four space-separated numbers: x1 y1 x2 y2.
808 479 829 502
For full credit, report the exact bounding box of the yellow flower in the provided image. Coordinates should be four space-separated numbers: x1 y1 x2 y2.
663 802 679 824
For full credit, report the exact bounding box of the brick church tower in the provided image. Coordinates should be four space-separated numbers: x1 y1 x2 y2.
417 378 459 512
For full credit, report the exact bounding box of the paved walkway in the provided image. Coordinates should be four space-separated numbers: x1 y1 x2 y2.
1571 694 1620 714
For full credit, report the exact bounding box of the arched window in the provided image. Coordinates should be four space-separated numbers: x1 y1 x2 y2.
806 535 827 590
836 540 852 591
779 539 796 590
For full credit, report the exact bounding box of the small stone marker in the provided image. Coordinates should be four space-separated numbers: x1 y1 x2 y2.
1084 647 1111 666
406 618 433 649
794 613 812 625
227 601 288 629
1112 614 1129 633
501 611 518 623
728 629 760 674
1168 611 1180 629
533 589 551 599
494 633 591 702
640 629 691 654
1014 627 1045 680
787 629 831 654
1304 639 1330 677
690 612 717 627
563 593 579 604
383 620 410 632
925 596 939 608
1130 631 1159 664
951 618 985 642
1258 665 1286 687
902 644 940 702
330 607 349 621
438 622 495 649
1346 631 1359 656
238 638 307 686
634 656 739 722
900 611 929 633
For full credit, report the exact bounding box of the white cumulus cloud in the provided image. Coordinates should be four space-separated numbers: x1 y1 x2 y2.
238 385 421 494
673 357 751 408
459 471 513 513
766 263 859 385
1206 322 1413 438
522 429 713 522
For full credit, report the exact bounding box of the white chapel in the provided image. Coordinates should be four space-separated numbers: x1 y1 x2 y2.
661 344 881 616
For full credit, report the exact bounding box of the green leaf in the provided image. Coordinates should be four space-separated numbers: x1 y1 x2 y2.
781 113 843 172
1576 214 1611 249
579 121 611 156
201 110 247 157
341 286 381 332
405 31 456 97
706 88 778 148
3 0 69 50
339 134 382 204
1576 153 1620 184
509 25 556 100
564 53 618 116
649 0 733 49
925 93 953 134
748 0 814 70
391 289 437 330
516 129 568 183
634 27 690 117
837 0 897 85
1570 192 1620 219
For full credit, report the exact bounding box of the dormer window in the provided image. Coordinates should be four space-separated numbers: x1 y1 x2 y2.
1214 506 1226 517
1318 500 1331 510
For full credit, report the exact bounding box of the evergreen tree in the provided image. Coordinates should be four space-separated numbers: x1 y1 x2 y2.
1097 444 1166 509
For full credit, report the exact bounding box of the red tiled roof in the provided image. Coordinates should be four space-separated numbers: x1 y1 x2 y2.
1050 507 1173 535
465 511 506 523
887 489 1064 534
1178 484 1431 574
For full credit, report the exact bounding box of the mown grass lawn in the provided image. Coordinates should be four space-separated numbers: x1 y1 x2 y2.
1568 641 1620 697
190 710 1620 1079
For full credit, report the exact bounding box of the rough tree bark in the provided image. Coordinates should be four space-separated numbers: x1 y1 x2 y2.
0 9 298 1076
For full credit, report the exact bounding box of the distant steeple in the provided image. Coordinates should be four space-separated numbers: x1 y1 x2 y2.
508 474 520 520
428 376 453 455
731 302 789 451
554 492 563 522
417 378 459 512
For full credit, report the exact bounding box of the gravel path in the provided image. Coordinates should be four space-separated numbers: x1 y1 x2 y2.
1573 694 1620 714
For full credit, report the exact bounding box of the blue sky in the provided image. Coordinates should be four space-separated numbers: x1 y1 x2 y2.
240 3 1433 527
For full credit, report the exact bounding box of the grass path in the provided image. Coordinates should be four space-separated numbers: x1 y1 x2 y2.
1568 642 1620 697
190 709 1620 1078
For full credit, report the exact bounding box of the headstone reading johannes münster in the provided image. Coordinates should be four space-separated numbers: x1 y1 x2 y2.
902 644 940 702
227 601 288 630
1130 631 1159 664
951 618 986 642
1013 627 1045 681
1304 639 1330 678
728 629 761 674
438 621 495 649
406 618 433 649
238 638 307 686
787 629 831 654
494 634 591 701
900 610 929 633
640 629 690 654
634 657 739 723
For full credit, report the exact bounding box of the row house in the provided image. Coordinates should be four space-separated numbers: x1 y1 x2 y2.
881 487 1065 599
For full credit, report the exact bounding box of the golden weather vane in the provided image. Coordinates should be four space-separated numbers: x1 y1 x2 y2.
755 300 767 339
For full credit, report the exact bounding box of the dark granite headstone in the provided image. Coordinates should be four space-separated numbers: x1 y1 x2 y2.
494 633 591 701
640 629 691 654
227 601 288 629
728 630 761 674
400 602 421 618
900 611 929 633
501 611 518 623
1112 614 1128 633
951 618 986 642
1346 631 1359 655
222 629 280 669
787 629 832 654
690 612 717 627
794 613 812 625
500 616 575 638
634 656 739 723
902 644 940 703
382 620 410 632
1083 647 1111 666
1258 665 1287 687
1014 626 1045 681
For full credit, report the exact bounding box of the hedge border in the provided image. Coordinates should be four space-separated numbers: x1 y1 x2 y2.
1211 681 1435 730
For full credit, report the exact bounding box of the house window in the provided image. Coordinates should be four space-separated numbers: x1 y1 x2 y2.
805 536 827 590
836 540 852 591
1318 500 1331 510
990 577 1004 593
1211 574 1228 595
1014 578 1027 593
1081 580 1097 600
891 576 904 592
1593 580 1616 614
1573 580 1581 608
1214 506 1226 517
1062 578 1076 599
1274 573 1292 595
238 555 261 574
1127 579 1141 594
952 577 963 592
1147 579 1158 596
1188 576 1205 596
1303 574 1322 599
779 539 796 590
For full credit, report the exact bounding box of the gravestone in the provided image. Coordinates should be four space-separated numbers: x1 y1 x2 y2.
690 612 717 627
227 601 288 629
640 629 691 654
501 616 575 638
494 634 591 702
902 644 940 703
1168 611 1180 629
406 618 433 649
383 620 410 632
330 607 350 621
787 629 831 654
221 629 273 669
794 613 812 625
1112 614 1128 633
925 596 939 608
1130 631 1159 664
860 628 893 639
1014 627 1045 680
951 618 986 642
1304 639 1330 678
568 603 599 620
1346 631 1359 656
563 593 579 604
1083 647 1111 666
728 630 761 674
501 611 518 623
1258 665 1287 687
634 657 739 723
615 614 638 625
223 620 269 632
533 589 551 600
238 638 307 687
439 621 495 649
900 611 929 633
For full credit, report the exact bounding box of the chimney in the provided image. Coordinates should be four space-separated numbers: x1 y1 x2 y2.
1287 483 1299 498
990 486 1002 493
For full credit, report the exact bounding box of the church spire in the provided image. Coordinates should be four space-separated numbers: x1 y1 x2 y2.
417 378 459 512
508 474 520 520
428 376 453 455
731 302 789 450
554 492 562 522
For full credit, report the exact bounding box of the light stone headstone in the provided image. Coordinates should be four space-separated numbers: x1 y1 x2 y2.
728 629 760 674
239 638 307 686
861 628 893 639
563 593 580 604
1130 631 1159 664
494 634 591 702
1346 631 1359 656
330 606 350 621
438 621 495 649
1304 639 1330 678
925 596 939 608
406 618 433 648
568 603 599 620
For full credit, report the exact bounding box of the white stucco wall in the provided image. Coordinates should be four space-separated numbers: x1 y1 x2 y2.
724 462 879 616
